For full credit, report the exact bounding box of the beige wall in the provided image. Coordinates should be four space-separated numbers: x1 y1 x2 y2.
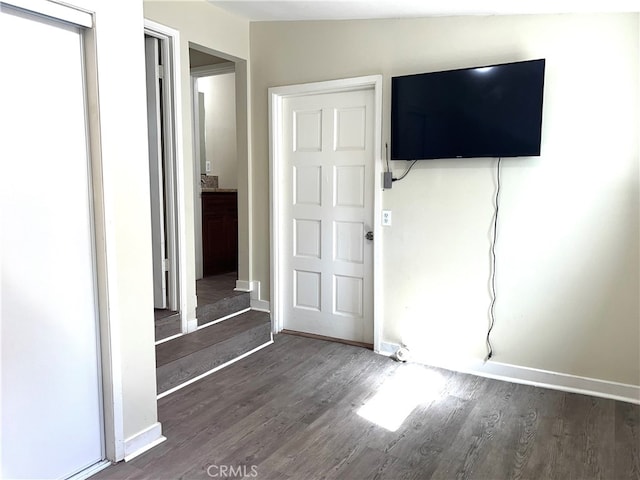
96 0 159 445
143 1 250 323
198 73 238 189
251 14 640 386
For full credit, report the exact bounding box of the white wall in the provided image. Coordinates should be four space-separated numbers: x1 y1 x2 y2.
251 14 639 387
85 0 161 457
198 73 238 189
143 0 250 323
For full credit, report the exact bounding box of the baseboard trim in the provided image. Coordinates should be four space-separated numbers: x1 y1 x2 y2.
250 298 270 312
235 280 251 292
378 342 639 405
481 360 640 405
186 318 198 333
377 341 398 357
123 422 166 462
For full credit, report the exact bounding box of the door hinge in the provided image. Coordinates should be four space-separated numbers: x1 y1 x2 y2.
157 65 164 79
163 258 170 272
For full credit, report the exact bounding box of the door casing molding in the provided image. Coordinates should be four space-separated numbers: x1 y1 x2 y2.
269 75 384 353
144 19 187 334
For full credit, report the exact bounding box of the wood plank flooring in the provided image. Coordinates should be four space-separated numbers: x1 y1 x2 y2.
196 272 250 326
93 334 640 480
196 272 243 305
156 310 272 395
154 309 181 342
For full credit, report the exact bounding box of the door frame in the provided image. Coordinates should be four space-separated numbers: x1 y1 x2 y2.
144 19 188 333
269 75 384 353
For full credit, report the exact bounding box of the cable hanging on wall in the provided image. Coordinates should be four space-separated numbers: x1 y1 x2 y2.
383 142 418 187
393 159 418 182
486 157 502 361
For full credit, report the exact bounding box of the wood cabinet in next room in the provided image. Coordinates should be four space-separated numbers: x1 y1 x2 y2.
202 191 238 276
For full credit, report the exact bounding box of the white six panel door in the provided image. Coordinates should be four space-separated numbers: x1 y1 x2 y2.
283 88 374 343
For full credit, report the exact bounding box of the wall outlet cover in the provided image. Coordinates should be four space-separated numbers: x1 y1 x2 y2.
382 210 392 226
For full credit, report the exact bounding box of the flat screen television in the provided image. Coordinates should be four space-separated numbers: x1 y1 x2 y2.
391 59 545 160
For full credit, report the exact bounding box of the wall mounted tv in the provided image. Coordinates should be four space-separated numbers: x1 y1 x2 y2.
391 59 546 160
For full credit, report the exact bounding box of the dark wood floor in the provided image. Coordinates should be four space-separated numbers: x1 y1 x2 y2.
154 309 181 342
156 272 246 341
196 272 244 305
94 334 639 480
195 272 250 326
156 310 272 395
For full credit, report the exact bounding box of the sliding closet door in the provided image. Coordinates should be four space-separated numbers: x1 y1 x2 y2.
0 5 104 479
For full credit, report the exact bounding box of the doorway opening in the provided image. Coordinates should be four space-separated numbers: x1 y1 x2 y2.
190 44 246 328
144 22 185 343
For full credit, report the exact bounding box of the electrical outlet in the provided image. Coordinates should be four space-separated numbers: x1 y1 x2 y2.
205 161 211 173
382 210 392 226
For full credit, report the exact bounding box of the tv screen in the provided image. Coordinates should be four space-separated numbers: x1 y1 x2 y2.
391 59 545 160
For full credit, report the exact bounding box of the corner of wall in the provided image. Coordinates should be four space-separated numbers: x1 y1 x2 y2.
123 422 166 462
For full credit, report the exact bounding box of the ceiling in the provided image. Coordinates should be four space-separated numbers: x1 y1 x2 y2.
209 0 640 22
189 48 228 68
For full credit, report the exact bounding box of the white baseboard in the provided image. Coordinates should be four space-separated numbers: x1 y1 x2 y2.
123 422 166 462
233 280 270 312
250 298 270 312
186 318 198 333
478 360 639 404
251 281 260 297
378 342 639 405
377 341 398 357
235 279 251 292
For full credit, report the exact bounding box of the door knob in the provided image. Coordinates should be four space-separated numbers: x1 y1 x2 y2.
365 231 373 241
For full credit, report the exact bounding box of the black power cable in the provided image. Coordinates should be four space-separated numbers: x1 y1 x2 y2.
486 157 502 360
393 159 418 182
383 142 418 183
385 142 391 173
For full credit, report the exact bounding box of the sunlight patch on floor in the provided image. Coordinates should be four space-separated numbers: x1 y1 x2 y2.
357 364 445 432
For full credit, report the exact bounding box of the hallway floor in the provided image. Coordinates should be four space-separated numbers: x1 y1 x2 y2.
155 272 245 342
196 271 243 305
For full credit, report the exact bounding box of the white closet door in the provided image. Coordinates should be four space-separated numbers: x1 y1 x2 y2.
0 5 104 479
